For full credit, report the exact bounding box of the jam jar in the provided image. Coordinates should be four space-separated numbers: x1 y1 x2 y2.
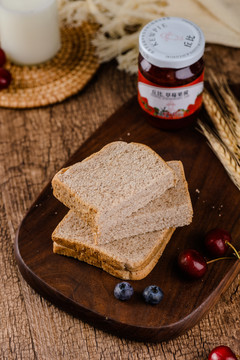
138 17 205 130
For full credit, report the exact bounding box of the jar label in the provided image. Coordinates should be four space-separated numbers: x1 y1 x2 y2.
138 71 204 120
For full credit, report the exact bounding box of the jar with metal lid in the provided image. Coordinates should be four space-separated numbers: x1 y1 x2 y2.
138 17 205 130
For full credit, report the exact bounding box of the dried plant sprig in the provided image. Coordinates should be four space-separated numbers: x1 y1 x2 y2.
198 70 240 190
57 0 168 73
58 1 240 73
203 90 238 155
224 93 240 138
198 120 240 190
219 77 240 150
207 70 240 152
211 71 240 116
58 0 91 26
91 0 166 69
117 48 138 73
92 32 139 63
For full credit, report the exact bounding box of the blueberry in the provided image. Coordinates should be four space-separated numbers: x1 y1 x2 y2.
114 282 134 301
142 285 164 305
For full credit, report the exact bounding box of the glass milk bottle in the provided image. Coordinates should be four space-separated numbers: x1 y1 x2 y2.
0 0 61 65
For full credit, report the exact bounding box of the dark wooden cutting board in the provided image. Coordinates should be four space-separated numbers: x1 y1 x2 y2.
15 93 240 342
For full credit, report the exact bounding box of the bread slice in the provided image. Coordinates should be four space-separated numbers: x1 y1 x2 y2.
53 234 173 280
52 210 175 278
94 161 192 244
52 141 176 239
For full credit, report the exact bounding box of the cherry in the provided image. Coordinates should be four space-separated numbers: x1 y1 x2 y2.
205 228 231 257
0 48 6 67
178 249 207 279
0 68 11 89
208 345 237 360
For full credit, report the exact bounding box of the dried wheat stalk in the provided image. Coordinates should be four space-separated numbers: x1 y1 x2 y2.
57 0 169 73
202 90 238 154
218 77 240 151
207 71 240 148
198 74 240 190
198 122 240 189
58 1 240 73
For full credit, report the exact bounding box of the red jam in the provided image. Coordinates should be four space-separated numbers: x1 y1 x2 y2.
138 17 205 130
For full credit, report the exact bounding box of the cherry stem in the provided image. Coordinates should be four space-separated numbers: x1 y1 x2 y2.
225 241 240 260
207 256 235 264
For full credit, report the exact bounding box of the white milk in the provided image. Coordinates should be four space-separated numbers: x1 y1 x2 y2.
0 0 61 65
0 0 45 11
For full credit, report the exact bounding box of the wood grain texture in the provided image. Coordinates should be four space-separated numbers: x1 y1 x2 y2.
0 45 240 359
15 95 240 343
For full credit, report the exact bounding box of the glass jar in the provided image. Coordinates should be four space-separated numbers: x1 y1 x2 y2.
138 17 205 130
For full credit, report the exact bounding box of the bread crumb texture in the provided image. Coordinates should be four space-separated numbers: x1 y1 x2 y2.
56 141 175 211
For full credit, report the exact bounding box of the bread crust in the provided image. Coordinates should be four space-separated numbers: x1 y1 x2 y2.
52 173 99 231
52 210 175 271
51 141 176 242
53 227 174 280
50 142 192 279
53 160 192 245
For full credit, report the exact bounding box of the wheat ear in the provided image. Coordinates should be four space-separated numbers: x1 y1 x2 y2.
207 70 240 152
203 90 238 155
220 77 240 150
198 121 240 190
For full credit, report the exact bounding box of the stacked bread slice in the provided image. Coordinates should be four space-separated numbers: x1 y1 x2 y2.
52 141 193 280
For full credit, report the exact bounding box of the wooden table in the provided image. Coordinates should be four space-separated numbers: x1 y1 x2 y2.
1 44 239 359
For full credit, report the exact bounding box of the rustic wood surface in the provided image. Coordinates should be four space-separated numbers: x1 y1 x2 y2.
0 44 240 359
15 93 240 343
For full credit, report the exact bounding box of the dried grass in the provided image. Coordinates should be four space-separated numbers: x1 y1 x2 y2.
58 1 240 72
57 0 168 73
202 91 238 155
198 71 240 190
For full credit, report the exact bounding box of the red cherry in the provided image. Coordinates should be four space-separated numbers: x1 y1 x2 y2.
0 48 6 67
208 345 237 360
178 249 207 279
0 68 11 89
205 229 231 257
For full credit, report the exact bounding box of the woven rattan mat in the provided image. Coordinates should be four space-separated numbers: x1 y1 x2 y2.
0 23 99 108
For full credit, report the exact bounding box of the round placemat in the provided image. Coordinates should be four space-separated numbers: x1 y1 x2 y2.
0 23 100 108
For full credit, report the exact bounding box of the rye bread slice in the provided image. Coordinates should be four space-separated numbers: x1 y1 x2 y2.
52 141 176 238
93 161 193 244
52 210 175 273
53 229 174 280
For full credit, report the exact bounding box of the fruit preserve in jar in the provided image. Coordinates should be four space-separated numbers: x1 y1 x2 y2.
138 17 205 130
